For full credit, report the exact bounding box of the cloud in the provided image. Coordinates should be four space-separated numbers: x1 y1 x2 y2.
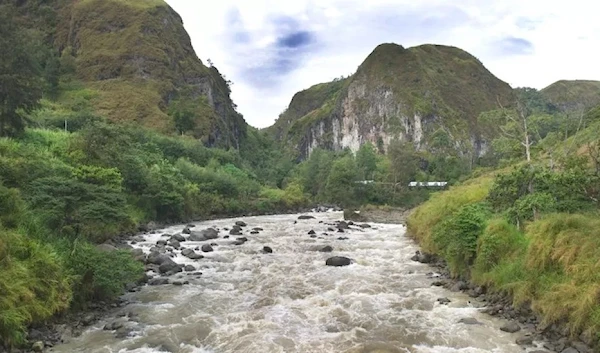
276 31 314 49
493 36 534 56
226 13 320 89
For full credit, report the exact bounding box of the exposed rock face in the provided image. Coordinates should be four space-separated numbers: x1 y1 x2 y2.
267 43 514 160
33 0 247 147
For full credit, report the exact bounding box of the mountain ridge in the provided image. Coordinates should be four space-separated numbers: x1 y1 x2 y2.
267 42 515 159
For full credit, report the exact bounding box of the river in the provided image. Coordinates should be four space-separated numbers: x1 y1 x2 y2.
49 211 547 353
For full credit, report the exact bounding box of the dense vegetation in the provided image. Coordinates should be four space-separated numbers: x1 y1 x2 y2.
408 97 600 345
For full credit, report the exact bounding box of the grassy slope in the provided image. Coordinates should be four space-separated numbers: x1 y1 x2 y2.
49 0 244 147
541 80 600 111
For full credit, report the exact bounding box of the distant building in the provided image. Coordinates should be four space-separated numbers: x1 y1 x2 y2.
408 181 448 188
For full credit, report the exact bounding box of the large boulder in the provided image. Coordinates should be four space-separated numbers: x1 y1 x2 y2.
325 256 352 267
181 249 204 260
189 228 219 242
146 252 171 265
201 244 214 253
500 322 521 333
171 234 186 242
158 258 181 274
336 221 350 230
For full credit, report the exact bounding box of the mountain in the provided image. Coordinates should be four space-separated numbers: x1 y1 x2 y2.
267 43 515 159
17 0 246 147
541 80 600 112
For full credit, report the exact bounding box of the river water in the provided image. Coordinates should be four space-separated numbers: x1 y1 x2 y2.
50 211 545 353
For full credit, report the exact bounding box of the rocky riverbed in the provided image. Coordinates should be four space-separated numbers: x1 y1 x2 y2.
19 211 574 352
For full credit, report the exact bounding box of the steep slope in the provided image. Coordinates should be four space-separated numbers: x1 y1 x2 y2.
20 0 246 147
541 80 600 112
269 43 515 159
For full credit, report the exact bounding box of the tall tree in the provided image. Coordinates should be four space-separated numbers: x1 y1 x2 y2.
356 142 378 180
0 5 42 137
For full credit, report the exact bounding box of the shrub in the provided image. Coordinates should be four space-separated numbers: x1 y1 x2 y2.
64 241 143 308
0 229 72 347
432 202 491 277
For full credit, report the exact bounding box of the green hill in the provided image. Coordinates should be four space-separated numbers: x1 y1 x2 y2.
268 43 515 159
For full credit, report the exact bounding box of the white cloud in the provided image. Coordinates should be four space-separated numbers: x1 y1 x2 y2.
165 0 600 128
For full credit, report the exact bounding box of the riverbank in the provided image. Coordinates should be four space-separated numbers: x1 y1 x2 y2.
405 175 599 353
410 252 592 353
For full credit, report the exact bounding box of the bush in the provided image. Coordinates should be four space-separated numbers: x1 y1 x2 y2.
407 175 493 252
64 241 143 308
432 202 491 277
0 229 72 347
473 218 526 275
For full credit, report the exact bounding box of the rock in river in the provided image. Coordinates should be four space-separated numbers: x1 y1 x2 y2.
298 215 315 220
201 244 214 253
189 228 219 241
325 256 352 267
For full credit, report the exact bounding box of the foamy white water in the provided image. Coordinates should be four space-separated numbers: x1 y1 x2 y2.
50 212 545 353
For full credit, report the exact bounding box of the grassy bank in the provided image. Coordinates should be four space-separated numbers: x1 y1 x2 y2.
406 163 600 346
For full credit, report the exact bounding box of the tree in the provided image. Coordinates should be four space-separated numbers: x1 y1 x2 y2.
387 138 420 188
0 5 42 137
356 142 378 180
324 155 358 207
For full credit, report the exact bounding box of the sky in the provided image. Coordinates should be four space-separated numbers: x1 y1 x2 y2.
165 0 600 128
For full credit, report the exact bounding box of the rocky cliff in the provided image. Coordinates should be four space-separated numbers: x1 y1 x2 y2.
268 43 515 159
21 0 246 147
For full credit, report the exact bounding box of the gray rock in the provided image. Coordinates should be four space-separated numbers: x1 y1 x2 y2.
515 336 533 345
325 256 352 267
146 252 170 265
359 223 371 228
298 215 315 220
201 244 214 253
184 265 196 272
189 228 219 241
229 229 242 236
319 245 334 252
437 297 451 305
148 278 169 285
458 318 482 325
32 341 44 352
171 234 186 242
156 240 167 246
310 234 317 238
570 342 590 353
182 227 191 234
235 221 247 227
172 281 184 286
450 281 469 292
168 239 180 249
181 248 203 260
158 258 181 274
336 221 350 230
261 246 273 253
250 231 259 234
561 348 579 353
252 227 264 231
308 230 316 235
500 322 521 333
